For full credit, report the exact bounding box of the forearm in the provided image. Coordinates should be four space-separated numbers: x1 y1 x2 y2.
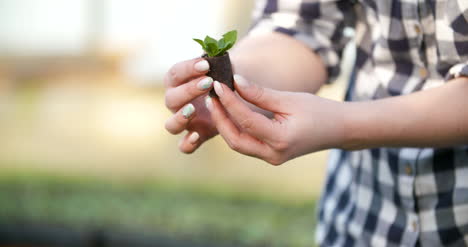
230 32 327 94
343 77 468 150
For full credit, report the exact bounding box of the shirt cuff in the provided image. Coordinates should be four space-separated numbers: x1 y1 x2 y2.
445 63 468 81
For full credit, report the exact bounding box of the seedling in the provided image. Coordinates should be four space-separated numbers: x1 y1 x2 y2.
193 30 238 97
193 30 237 57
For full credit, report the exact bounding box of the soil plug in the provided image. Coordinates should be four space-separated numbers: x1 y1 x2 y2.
193 30 237 97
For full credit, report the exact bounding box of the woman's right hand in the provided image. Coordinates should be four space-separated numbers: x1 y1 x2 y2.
164 58 218 153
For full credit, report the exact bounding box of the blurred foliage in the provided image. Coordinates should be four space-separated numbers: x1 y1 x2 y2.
0 170 318 247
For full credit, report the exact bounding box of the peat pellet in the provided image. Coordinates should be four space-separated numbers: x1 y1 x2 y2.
203 53 235 97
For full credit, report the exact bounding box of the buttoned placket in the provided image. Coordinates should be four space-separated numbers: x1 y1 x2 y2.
408 0 426 235
399 149 421 247
415 0 429 82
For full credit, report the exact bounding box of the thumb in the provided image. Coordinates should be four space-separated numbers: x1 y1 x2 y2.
233 74 287 112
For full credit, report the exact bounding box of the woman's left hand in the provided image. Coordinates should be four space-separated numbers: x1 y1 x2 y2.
205 75 346 165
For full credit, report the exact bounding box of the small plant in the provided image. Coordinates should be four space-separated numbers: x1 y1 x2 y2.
192 30 238 97
193 30 237 57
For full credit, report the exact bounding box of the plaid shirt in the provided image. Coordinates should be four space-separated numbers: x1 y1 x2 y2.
249 0 468 246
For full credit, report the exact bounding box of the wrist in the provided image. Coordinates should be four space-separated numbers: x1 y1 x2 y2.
304 97 351 151
340 102 370 150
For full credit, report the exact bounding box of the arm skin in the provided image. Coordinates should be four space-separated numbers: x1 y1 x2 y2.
230 33 468 151
343 77 468 150
206 75 468 165
230 32 327 95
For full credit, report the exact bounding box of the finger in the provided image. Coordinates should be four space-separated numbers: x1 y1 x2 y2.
165 104 196 135
233 74 289 112
178 121 217 153
213 81 276 142
205 96 269 158
164 58 210 87
178 131 201 154
165 76 213 111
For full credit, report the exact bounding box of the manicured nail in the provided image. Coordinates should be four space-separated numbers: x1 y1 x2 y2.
188 132 200 144
234 74 249 88
197 77 213 90
213 81 223 96
205 96 213 111
181 104 195 118
194 60 209 72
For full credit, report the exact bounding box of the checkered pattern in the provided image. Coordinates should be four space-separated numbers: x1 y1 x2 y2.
249 0 468 246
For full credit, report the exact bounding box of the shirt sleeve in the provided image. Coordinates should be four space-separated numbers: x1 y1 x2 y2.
248 0 356 83
445 63 468 81
443 0 468 81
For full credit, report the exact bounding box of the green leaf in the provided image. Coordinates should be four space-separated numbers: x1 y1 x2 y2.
218 39 226 50
222 30 237 46
192 30 238 57
205 43 218 57
218 43 234 56
204 35 217 46
193 39 206 50
212 50 223 57
204 36 219 57
216 30 237 56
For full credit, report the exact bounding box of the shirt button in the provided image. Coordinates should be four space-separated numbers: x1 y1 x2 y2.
405 165 412 175
414 24 421 34
412 221 419 232
419 68 428 78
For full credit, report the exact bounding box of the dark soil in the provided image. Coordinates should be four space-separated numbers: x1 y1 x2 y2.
203 53 234 97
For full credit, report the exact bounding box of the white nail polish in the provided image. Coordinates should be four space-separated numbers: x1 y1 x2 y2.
205 96 213 111
234 74 249 88
213 81 223 96
181 104 195 118
188 132 200 144
197 77 213 90
194 60 209 72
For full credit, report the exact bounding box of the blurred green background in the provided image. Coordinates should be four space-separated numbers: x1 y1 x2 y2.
0 0 350 246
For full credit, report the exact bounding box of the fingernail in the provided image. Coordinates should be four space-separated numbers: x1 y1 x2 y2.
205 96 213 111
194 60 209 72
234 74 249 88
188 132 200 144
181 104 195 118
197 77 213 90
213 81 223 96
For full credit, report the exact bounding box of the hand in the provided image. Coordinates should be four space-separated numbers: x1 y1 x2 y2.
205 75 346 165
164 58 218 153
